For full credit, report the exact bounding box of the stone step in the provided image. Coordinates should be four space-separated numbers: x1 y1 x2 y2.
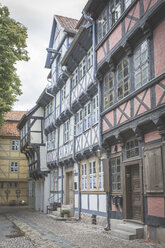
117 223 144 238
111 229 136 240
61 204 73 210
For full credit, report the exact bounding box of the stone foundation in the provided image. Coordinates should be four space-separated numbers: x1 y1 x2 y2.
79 212 106 227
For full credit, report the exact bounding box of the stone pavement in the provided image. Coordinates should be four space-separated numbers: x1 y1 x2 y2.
1 207 165 248
0 211 34 248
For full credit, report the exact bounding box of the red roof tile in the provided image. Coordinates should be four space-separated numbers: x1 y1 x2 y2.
55 15 78 32
0 111 25 137
4 111 26 121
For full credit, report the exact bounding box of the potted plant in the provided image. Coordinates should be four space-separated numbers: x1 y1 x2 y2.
61 209 70 218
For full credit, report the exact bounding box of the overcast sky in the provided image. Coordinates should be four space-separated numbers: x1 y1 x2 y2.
1 0 87 111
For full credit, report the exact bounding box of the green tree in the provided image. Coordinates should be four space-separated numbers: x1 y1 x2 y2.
0 4 29 126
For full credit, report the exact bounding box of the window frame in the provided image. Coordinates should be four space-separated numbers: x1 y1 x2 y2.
125 139 140 159
64 120 69 143
99 160 104 190
134 40 149 89
103 71 114 110
89 160 97 190
81 163 87 190
84 103 91 131
111 156 121 192
10 161 18 172
117 57 129 100
11 140 19 151
92 95 99 124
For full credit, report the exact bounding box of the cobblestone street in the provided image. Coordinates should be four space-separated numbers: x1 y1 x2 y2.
0 207 165 248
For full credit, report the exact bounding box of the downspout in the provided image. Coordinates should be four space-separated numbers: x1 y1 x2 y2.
83 11 110 230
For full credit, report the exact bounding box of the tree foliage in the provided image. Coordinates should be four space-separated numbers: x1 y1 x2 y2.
0 4 29 126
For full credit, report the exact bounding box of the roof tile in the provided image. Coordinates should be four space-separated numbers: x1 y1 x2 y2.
55 15 78 32
0 111 25 137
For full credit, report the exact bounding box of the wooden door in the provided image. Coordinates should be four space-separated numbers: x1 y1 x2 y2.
66 171 74 205
126 165 142 221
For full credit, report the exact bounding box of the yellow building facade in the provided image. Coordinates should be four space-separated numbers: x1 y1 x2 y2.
0 111 28 205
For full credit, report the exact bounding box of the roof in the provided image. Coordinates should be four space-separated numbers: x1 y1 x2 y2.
55 15 78 33
4 111 26 121
45 15 78 69
0 111 26 137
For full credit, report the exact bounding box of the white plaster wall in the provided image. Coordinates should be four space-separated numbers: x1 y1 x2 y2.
89 194 97 211
43 175 50 213
59 125 63 147
30 132 41 144
81 194 88 210
32 107 44 117
40 180 44 212
40 146 47 171
35 181 40 211
56 91 60 107
74 163 78 173
70 116 74 141
31 119 41 131
75 194 78 208
99 194 106 212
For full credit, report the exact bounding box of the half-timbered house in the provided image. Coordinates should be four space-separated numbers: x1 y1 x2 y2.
18 105 49 212
83 0 165 242
43 15 79 213
61 16 107 224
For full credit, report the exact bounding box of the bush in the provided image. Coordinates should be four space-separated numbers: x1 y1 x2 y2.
61 209 70 217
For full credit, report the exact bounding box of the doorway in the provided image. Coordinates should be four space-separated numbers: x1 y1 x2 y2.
125 164 142 221
65 171 74 205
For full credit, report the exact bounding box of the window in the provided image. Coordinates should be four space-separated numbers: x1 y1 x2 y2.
109 0 121 26
64 121 69 143
117 57 129 100
93 95 99 124
82 163 87 190
47 131 55 151
84 103 91 130
111 157 121 192
76 109 83 135
11 140 19 151
97 7 108 43
50 170 58 191
72 69 78 89
126 139 139 159
103 72 114 109
124 0 133 9
10 162 18 172
87 47 93 70
79 58 86 79
134 40 149 89
61 86 66 103
89 161 96 189
97 1 121 44
99 160 104 189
